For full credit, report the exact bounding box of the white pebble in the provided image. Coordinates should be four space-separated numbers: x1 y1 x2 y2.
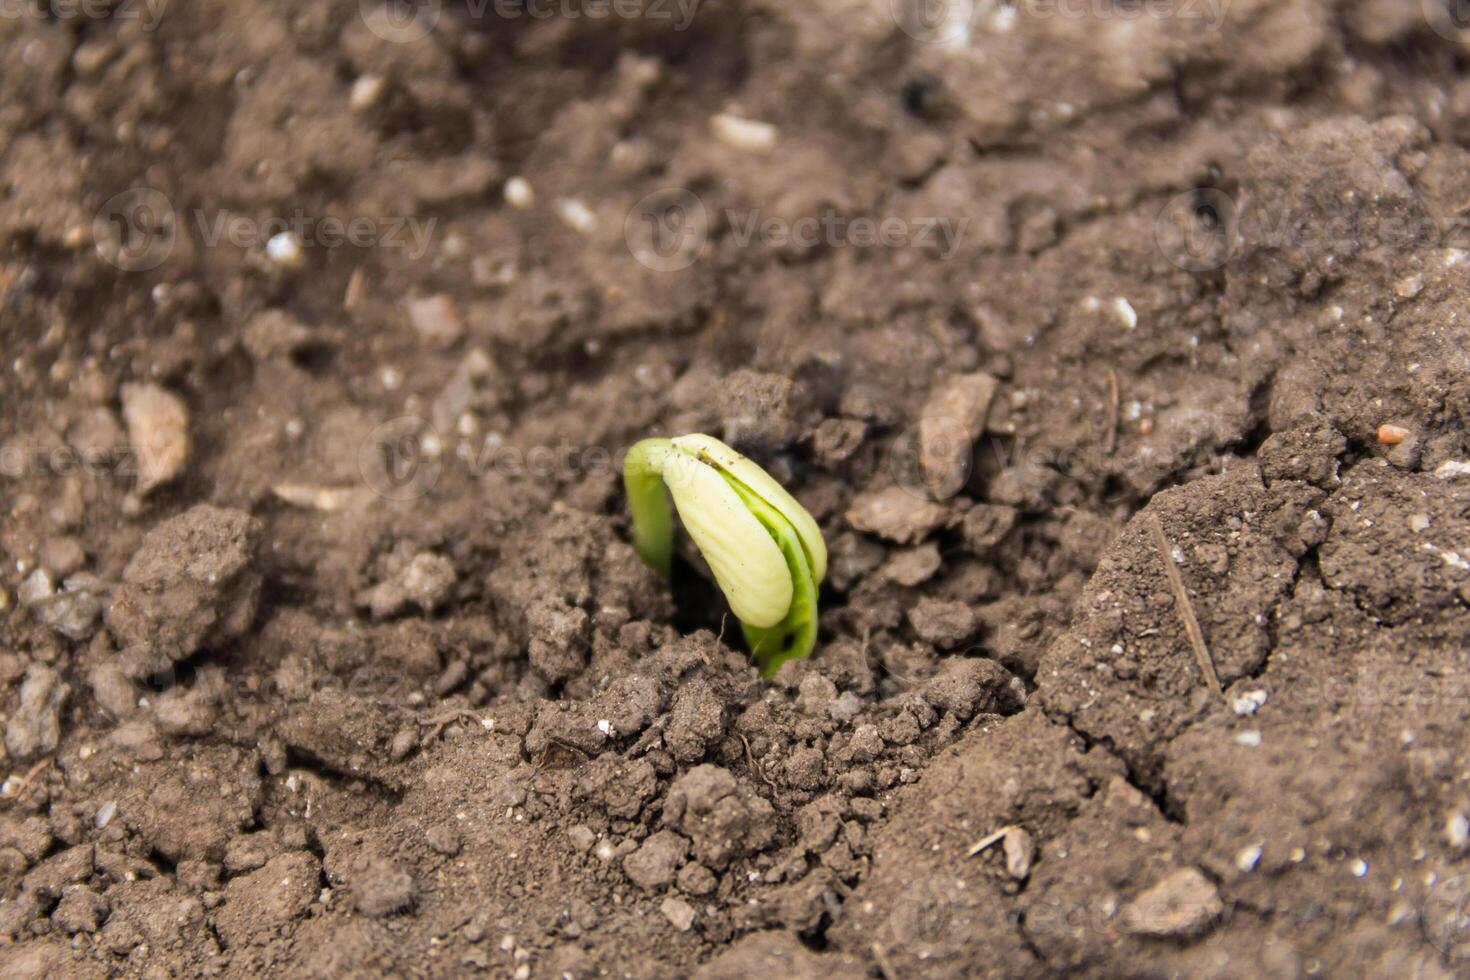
1112 297 1137 329
1233 730 1262 747
95 800 117 829
596 719 613 736
349 74 385 111
266 232 304 268
504 177 535 210
710 113 778 152
1447 811 1469 849
555 198 597 234
1235 843 1263 872
1435 460 1470 479
1351 858 1369 878
1231 690 1268 716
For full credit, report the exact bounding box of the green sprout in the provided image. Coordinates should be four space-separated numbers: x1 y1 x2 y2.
624 434 827 676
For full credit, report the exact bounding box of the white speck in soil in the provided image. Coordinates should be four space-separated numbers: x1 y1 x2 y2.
266 232 303 268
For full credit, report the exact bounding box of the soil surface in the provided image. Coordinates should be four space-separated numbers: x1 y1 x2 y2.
3 1 1470 976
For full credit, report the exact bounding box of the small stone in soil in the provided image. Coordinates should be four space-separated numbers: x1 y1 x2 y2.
426 824 462 856
623 830 689 891
846 487 950 544
908 597 978 648
660 896 697 932
405 294 464 349
352 858 417 917
120 382 190 495
5 664 70 760
1120 867 1222 938
676 861 716 896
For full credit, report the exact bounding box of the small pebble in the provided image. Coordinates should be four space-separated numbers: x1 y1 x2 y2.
1233 730 1262 747
504 177 535 209
1376 423 1409 446
660 896 697 932
1230 690 1268 716
405 295 463 349
555 198 597 234
566 825 597 852
94 800 117 829
1235 843 1263 872
121 382 190 494
266 232 304 268
1446 811 1469 849
710 113 778 152
350 74 385 111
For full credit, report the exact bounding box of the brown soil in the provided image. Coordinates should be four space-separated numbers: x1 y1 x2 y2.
3 1 1470 976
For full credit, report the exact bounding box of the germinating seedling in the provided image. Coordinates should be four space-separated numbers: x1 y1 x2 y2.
624 434 826 676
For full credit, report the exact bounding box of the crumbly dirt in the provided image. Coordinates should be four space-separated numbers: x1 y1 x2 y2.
3 1 1470 976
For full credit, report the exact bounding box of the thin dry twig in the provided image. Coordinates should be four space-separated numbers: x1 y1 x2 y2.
416 708 487 745
1148 513 1224 699
9 757 52 801
967 826 1010 857
739 733 778 793
1103 367 1120 455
